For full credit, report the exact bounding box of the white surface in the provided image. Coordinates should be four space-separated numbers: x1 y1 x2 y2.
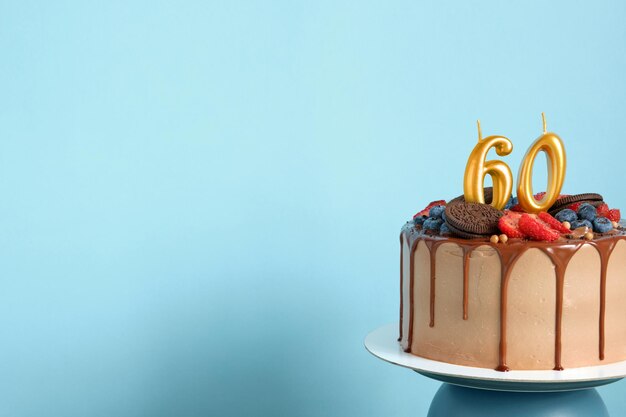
365 323 626 383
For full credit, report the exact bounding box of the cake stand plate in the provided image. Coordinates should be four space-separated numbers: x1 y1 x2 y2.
365 323 625 392
365 323 626 417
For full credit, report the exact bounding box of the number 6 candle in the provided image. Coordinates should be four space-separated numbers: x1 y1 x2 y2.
463 120 514 210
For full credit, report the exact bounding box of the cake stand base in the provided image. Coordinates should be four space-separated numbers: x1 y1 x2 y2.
427 383 608 417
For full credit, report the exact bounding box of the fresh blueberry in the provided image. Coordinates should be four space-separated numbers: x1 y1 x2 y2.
593 217 613 233
504 196 518 210
555 209 577 223
429 205 446 219
413 215 426 226
440 222 450 235
423 217 443 231
577 203 597 222
441 210 447 223
570 219 593 230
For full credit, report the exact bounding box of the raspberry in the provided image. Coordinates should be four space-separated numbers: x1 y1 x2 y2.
567 202 583 212
608 209 621 222
498 211 525 238
414 200 447 218
534 192 547 200
510 204 525 212
596 203 610 218
518 213 560 241
538 212 570 233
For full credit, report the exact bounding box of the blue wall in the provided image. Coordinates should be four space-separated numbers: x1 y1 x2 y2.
1 1 626 416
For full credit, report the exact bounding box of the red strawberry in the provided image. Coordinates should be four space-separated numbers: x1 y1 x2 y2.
413 200 447 218
528 212 551 228
567 202 583 212
498 211 525 238
534 191 547 200
518 213 560 241
510 204 525 212
596 203 610 218
538 212 570 233
608 208 621 222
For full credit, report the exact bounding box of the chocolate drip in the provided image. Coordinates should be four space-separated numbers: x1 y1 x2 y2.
539 244 584 370
588 239 620 361
461 247 472 320
400 224 626 371
494 248 526 372
405 238 420 352
424 241 444 328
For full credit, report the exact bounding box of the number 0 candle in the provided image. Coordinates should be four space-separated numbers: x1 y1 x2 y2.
516 114 566 213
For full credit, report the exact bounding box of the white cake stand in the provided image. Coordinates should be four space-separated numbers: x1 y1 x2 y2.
365 323 626 416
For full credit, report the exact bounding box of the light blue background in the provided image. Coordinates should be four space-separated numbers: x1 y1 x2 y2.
1 1 626 416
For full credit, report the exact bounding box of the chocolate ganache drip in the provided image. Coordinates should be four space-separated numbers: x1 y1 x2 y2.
399 223 626 371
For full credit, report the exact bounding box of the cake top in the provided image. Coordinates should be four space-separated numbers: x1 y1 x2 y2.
406 115 622 243
409 190 623 244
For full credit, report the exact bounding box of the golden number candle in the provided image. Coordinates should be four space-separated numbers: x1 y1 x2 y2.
463 121 514 210
516 114 567 213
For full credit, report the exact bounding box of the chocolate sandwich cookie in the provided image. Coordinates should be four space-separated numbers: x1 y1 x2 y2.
444 202 502 236
448 187 493 206
548 193 604 215
445 222 489 239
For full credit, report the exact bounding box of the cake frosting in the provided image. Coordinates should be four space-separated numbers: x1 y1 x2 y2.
399 221 626 371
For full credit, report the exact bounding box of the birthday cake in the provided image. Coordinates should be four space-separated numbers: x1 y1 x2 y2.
399 118 626 371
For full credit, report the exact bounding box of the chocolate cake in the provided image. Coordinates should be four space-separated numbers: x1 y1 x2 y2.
400 196 625 371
